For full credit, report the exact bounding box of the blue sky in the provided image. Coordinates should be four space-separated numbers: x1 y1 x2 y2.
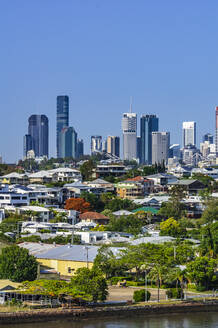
0 0 218 162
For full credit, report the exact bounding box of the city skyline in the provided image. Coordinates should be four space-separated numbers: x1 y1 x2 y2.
6 97 218 162
1 1 218 162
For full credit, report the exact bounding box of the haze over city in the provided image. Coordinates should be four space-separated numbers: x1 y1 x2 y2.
1 0 218 162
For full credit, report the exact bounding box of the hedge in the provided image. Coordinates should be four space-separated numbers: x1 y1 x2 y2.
133 289 151 302
166 288 184 299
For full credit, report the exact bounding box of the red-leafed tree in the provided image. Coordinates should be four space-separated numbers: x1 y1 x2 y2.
65 198 91 213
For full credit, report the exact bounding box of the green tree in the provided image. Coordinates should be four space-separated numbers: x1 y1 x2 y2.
160 218 186 237
158 185 186 220
192 173 214 190
106 215 144 234
158 201 186 220
79 160 95 181
93 245 125 279
201 199 218 224
186 256 217 290
105 198 137 212
199 222 218 258
80 191 104 212
0 246 38 282
71 267 108 302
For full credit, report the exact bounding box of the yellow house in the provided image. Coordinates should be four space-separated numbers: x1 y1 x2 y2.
36 245 98 278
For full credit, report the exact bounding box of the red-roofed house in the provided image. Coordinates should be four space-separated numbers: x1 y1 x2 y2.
79 212 110 225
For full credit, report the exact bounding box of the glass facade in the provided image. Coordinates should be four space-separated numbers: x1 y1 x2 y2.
28 115 49 157
23 134 33 158
140 115 158 164
60 127 77 158
56 95 69 157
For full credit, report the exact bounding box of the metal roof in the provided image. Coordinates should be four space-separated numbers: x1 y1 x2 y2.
130 236 175 245
36 244 100 262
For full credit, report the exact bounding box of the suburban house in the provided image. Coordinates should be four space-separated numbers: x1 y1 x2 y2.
115 181 144 199
167 179 205 195
84 178 114 193
17 206 50 222
36 244 99 277
92 164 126 178
79 212 110 225
126 176 154 194
0 173 29 185
146 173 178 186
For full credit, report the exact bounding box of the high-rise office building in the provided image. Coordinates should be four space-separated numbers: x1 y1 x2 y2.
215 107 218 157
140 115 159 164
56 95 69 158
102 139 107 153
59 127 77 158
77 139 84 158
203 133 213 144
107 136 120 158
136 137 142 162
27 115 49 157
183 121 196 147
91 136 102 155
169 144 181 159
122 112 137 160
23 134 33 159
152 132 170 165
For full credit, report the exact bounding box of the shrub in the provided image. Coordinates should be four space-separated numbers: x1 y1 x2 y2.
196 285 207 292
166 288 184 299
133 289 151 302
126 281 145 287
110 276 131 285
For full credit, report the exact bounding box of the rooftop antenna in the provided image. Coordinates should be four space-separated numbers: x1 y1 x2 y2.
130 96 133 113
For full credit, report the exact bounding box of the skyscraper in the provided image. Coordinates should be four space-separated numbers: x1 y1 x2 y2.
59 127 77 158
122 112 137 161
140 115 159 164
215 107 218 157
203 133 213 144
91 136 102 155
152 132 170 165
27 115 49 157
23 134 33 159
77 139 84 158
56 95 69 158
183 121 196 147
107 136 120 158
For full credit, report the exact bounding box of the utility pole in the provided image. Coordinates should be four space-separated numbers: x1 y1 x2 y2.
84 246 89 268
145 270 148 303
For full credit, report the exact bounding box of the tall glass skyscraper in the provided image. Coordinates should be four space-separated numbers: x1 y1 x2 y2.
59 127 77 158
28 115 49 157
56 95 69 157
183 121 196 147
140 115 159 164
23 134 33 159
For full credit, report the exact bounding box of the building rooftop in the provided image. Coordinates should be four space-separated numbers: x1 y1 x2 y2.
36 244 100 262
130 236 175 245
112 210 132 216
79 212 109 220
18 242 58 256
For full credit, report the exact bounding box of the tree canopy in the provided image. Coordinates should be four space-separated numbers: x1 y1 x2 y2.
71 267 108 302
65 197 91 213
0 246 38 282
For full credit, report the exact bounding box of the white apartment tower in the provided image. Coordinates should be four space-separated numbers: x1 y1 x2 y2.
122 110 137 161
152 132 170 165
91 136 102 155
183 121 196 147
